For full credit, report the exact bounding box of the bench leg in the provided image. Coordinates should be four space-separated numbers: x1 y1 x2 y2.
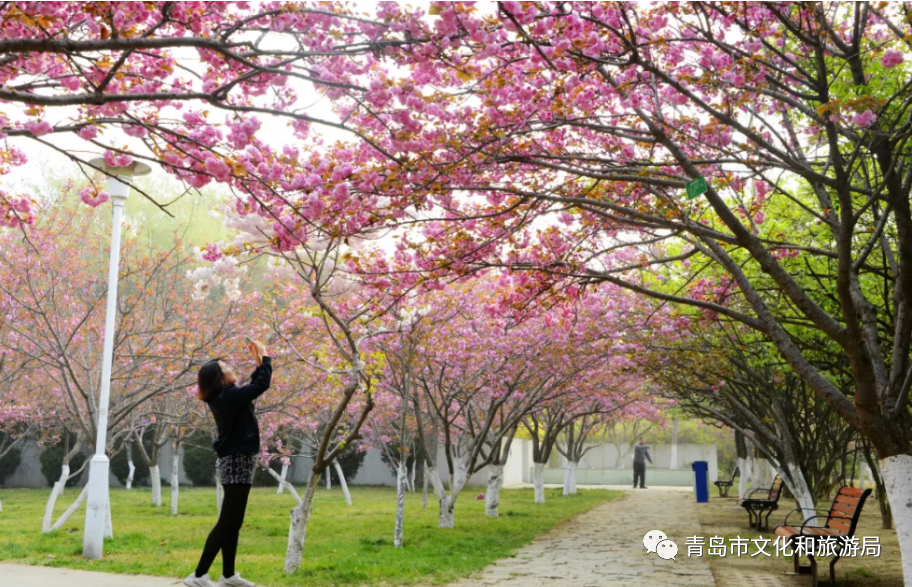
829 554 841 587
808 553 819 586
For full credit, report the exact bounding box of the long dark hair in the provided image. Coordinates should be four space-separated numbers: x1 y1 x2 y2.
198 358 226 402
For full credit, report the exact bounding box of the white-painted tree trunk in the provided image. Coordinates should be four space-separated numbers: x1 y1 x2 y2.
429 461 467 529
171 450 180 515
485 464 504 516
439 497 455 528
277 463 289 494
408 458 416 492
0 493 3 512
422 462 429 510
284 472 322 574
737 457 749 499
216 479 224 514
533 462 546 503
332 460 352 506
42 464 70 532
150 465 162 506
783 463 818 526
743 456 753 495
394 460 407 547
669 419 679 469
752 457 773 489
125 443 135 490
563 461 578 495
326 470 331 490
858 461 869 489
48 485 88 531
881 454 912 586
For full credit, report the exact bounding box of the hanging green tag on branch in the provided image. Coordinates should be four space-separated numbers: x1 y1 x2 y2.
685 176 707 200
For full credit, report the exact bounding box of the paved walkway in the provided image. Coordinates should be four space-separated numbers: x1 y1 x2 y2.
0 563 181 587
446 487 715 587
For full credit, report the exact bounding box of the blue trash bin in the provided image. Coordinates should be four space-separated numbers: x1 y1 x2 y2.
692 461 709 503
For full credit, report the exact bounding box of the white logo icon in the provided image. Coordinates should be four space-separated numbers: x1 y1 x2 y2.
643 530 668 554
656 538 678 561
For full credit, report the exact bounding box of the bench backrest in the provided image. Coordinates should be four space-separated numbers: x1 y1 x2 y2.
826 486 872 536
767 475 784 502
730 467 739 483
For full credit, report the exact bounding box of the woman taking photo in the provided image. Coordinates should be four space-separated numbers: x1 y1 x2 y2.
184 339 272 587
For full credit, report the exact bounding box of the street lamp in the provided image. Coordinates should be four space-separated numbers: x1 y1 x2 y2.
82 157 151 559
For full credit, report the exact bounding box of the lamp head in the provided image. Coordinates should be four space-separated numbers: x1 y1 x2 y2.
88 157 152 178
88 157 152 201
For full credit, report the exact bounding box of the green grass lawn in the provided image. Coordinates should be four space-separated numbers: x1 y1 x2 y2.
0 485 621 586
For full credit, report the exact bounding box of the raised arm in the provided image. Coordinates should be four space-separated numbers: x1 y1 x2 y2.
645 447 653 464
224 356 272 403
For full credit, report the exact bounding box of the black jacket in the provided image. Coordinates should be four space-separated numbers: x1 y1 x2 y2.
208 356 272 458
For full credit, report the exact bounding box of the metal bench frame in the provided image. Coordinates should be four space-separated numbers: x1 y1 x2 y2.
713 466 739 498
774 486 872 587
738 475 784 531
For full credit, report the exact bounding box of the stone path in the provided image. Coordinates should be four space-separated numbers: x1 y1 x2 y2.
445 488 715 587
0 563 181 587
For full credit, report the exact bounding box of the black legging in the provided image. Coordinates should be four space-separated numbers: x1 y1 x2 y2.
195 484 251 578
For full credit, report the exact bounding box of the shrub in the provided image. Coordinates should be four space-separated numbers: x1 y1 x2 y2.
182 437 217 487
39 435 87 487
0 433 22 485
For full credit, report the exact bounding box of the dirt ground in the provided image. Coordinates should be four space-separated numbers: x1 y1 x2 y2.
696 487 903 586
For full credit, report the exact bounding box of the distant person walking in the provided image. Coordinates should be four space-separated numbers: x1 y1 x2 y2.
633 436 652 489
184 340 272 587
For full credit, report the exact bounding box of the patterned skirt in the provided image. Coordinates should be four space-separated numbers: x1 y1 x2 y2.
216 452 256 485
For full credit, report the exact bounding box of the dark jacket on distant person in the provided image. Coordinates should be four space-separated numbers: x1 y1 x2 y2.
207 357 272 458
633 443 653 465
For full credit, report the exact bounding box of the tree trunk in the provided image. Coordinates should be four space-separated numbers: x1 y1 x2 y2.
438 495 456 528
332 460 352 506
48 485 88 531
737 457 749 499
277 463 289 494
283 471 322 574
42 464 70 532
326 469 331 490
563 461 577 495
394 460 407 547
150 465 162 507
858 461 869 489
125 442 135 490
753 457 772 489
422 462 428 510
485 464 504 516
408 458 416 492
782 462 818 527
669 419 679 469
171 447 180 516
881 454 911 583
428 463 464 529
533 462 546 503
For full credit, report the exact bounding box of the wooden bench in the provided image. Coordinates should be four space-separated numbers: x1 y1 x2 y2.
737 475 784 531
773 486 872 586
713 466 738 498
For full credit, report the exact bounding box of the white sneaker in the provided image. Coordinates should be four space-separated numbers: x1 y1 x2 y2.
218 573 256 587
184 573 217 587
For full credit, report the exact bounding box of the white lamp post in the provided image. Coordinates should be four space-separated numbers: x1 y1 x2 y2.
82 157 151 559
